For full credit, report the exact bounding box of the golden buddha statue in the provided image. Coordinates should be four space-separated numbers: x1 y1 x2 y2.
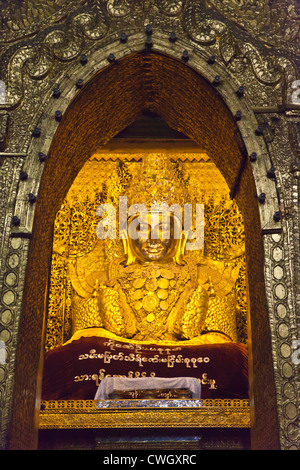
68 154 238 346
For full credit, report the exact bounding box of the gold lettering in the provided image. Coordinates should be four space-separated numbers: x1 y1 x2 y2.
74 369 157 384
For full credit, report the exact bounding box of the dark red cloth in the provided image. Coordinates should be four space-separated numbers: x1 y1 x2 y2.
42 335 248 400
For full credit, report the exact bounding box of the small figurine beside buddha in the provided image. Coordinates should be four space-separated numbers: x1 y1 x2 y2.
69 154 238 346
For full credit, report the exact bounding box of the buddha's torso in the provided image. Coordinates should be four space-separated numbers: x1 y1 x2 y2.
110 262 207 341
73 259 208 341
72 257 237 343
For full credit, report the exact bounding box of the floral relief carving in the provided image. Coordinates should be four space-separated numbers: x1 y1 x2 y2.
0 1 296 120
0 0 297 111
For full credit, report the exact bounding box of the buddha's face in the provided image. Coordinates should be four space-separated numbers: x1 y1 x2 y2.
127 212 182 263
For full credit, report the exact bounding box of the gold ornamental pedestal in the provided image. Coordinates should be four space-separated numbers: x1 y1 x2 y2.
39 399 250 430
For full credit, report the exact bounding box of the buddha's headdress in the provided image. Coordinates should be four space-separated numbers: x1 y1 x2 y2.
121 153 191 214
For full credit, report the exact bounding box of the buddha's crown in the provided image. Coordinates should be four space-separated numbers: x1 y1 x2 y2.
124 153 191 212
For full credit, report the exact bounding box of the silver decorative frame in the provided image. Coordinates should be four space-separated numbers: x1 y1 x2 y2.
0 0 299 450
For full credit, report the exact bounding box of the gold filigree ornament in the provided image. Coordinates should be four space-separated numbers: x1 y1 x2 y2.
124 153 191 211
39 398 250 430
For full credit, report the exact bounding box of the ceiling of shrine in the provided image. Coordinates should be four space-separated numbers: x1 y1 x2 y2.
0 0 299 57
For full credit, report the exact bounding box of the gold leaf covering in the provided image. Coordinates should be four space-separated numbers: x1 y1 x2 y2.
45 153 247 350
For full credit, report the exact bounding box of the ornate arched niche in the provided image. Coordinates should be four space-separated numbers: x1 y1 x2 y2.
39 141 251 449
7 51 280 449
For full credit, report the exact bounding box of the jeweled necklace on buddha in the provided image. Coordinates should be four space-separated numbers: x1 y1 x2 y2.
117 262 191 332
